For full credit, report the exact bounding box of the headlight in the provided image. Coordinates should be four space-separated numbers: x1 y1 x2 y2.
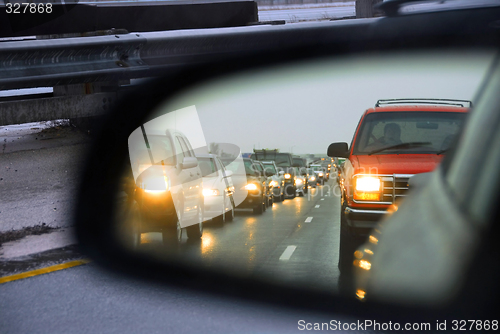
244 183 258 191
203 189 219 197
310 176 316 181
269 180 278 187
295 178 303 185
144 175 169 194
355 176 381 192
284 173 291 179
354 176 381 201
318 172 323 177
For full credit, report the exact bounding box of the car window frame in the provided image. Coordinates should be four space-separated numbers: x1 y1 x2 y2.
444 55 500 226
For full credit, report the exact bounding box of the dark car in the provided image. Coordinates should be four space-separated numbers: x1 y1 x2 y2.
262 160 285 202
309 164 326 185
251 149 296 199
220 158 270 214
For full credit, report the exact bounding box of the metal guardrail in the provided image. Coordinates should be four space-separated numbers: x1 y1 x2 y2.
0 20 376 91
0 17 374 125
0 33 146 91
1 2 500 126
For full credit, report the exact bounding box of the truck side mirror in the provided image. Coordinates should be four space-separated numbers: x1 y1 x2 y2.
181 156 199 169
327 142 349 158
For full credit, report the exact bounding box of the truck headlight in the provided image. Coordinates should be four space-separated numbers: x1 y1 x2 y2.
354 176 381 201
295 178 303 185
203 189 219 197
318 172 323 177
269 180 278 187
144 175 170 194
284 173 291 179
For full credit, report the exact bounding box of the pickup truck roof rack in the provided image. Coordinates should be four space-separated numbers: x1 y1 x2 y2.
253 149 279 153
375 99 473 108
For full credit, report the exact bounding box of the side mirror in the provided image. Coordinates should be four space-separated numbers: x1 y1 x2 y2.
181 156 198 169
278 171 285 176
327 142 349 158
224 170 233 177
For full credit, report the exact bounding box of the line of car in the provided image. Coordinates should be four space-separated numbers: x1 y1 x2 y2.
126 126 337 247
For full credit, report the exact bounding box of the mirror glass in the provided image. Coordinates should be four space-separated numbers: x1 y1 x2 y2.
114 49 496 300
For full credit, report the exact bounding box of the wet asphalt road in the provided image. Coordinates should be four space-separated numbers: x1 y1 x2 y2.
137 182 342 293
0 125 91 233
0 261 363 334
0 180 375 334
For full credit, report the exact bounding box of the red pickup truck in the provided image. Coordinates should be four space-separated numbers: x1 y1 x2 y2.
327 99 470 272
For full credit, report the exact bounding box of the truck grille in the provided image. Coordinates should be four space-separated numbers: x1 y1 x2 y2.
381 174 413 204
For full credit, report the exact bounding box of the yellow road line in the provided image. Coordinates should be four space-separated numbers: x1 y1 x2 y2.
0 259 91 284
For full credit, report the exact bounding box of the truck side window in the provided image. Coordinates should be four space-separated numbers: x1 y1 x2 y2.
174 137 185 165
177 137 193 157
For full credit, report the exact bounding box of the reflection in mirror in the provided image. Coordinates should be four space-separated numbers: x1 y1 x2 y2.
113 49 495 302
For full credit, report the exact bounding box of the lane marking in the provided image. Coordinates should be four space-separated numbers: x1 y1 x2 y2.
321 198 325 201
315 205 320 208
305 217 313 223
0 259 91 284
279 245 297 261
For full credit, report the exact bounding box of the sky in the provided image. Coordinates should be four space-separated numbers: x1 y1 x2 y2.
143 49 496 155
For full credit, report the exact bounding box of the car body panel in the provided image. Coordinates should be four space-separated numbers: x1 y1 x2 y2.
196 154 235 222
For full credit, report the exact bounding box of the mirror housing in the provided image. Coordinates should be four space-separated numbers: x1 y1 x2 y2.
181 157 198 169
73 5 500 324
327 142 349 158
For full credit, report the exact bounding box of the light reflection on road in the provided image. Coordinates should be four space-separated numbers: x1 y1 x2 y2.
121 181 341 292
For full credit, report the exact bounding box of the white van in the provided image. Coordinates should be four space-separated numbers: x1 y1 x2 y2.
128 128 204 245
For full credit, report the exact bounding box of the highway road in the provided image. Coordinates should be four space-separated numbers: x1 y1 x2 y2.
1 262 361 334
130 184 342 293
0 176 366 333
0 123 90 233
